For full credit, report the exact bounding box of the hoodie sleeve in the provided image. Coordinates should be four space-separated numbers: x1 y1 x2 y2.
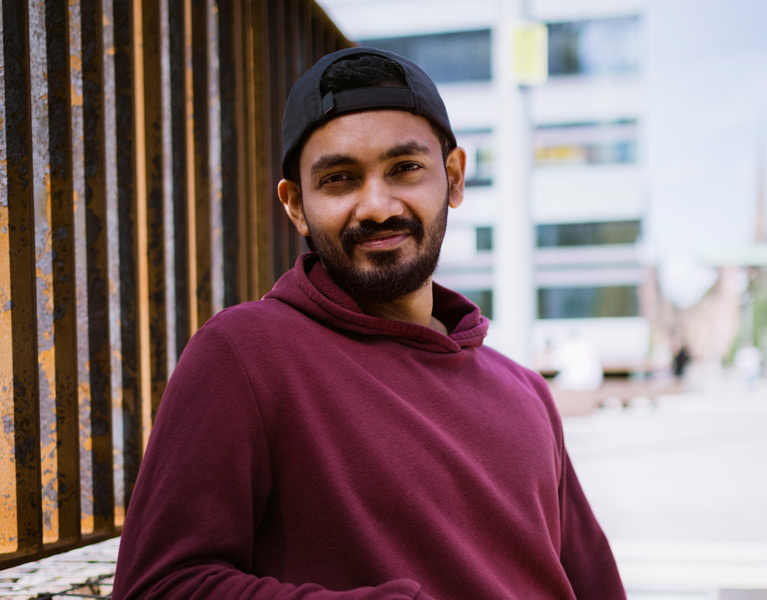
111 324 432 600
558 450 627 599
526 370 626 599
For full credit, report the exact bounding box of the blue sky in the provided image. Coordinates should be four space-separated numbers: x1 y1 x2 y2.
645 0 767 259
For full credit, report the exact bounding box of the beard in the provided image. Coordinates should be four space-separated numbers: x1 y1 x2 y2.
307 195 449 303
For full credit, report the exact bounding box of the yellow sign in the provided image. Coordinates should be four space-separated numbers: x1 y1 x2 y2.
512 22 548 86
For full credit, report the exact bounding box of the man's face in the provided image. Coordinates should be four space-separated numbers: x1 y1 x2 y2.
280 110 465 303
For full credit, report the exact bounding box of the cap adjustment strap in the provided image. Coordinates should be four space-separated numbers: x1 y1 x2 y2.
321 86 415 116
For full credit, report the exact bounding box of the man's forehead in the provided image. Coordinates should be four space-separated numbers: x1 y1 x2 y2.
300 110 439 167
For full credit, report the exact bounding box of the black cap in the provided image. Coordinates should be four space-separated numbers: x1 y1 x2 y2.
281 46 457 179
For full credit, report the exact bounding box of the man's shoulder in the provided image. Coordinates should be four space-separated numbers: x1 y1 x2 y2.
197 295 314 345
210 295 302 325
177 296 322 374
476 345 557 405
476 344 539 378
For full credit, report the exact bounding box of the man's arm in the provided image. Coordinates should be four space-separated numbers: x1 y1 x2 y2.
525 370 626 599
558 450 627 599
111 323 433 600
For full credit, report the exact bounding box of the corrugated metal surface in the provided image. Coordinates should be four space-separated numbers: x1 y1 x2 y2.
0 0 349 570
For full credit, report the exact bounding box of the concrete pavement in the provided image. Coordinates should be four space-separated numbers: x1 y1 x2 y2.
563 370 767 598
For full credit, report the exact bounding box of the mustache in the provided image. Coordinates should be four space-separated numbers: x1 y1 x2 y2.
341 217 424 254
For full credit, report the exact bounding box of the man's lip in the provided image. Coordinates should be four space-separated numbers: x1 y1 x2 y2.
355 232 410 250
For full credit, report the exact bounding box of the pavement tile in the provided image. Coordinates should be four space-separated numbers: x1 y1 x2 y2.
0 538 118 599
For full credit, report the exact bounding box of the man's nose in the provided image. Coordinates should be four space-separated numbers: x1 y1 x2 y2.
353 178 405 224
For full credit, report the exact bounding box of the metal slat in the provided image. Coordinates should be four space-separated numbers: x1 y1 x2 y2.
191 2 212 327
218 0 245 308
0 1 16 556
29 0 59 549
284 0 305 265
2 0 44 564
80 0 116 535
267 0 290 279
46 0 83 546
310 3 325 64
141 0 168 423
238 0 260 302
252 0 275 297
112 0 143 511
67 0 95 543
232 0 252 306
168 0 192 359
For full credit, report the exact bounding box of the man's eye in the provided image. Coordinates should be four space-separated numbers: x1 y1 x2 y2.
393 162 422 175
320 173 352 186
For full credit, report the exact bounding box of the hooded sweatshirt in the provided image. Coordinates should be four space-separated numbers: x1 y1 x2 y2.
112 253 625 600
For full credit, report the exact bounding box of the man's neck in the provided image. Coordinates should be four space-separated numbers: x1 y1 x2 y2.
354 279 447 334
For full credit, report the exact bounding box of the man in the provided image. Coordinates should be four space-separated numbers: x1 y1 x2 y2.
113 47 626 599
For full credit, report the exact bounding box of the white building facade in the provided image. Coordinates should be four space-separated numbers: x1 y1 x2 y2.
318 0 650 372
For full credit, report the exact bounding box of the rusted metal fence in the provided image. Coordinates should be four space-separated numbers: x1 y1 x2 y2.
0 0 348 570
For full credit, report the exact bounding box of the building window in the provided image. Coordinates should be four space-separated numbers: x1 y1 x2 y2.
547 16 640 77
362 30 492 83
537 220 641 247
534 120 638 166
537 285 639 319
476 226 493 252
458 129 494 186
460 289 494 319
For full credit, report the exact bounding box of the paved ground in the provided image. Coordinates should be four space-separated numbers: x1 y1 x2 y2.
0 538 118 598
561 369 767 599
2 369 765 599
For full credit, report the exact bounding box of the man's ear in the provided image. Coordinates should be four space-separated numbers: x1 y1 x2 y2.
277 179 309 237
445 146 466 209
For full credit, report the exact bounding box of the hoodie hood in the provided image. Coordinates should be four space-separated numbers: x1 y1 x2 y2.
263 253 489 353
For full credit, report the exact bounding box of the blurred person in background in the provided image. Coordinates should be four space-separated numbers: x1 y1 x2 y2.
553 331 604 391
672 344 690 379
113 47 625 600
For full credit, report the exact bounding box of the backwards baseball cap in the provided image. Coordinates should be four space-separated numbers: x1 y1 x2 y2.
281 46 457 179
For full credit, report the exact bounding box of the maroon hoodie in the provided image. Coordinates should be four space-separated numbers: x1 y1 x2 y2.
113 253 625 599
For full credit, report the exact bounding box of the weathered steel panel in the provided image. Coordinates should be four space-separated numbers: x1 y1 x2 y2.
285 0 305 265
100 0 127 527
267 0 289 279
29 0 60 547
207 0 224 318
141 0 168 423
168 0 192 360
310 2 326 65
252 0 275 298
0 0 349 569
191 1 212 327
112 0 143 512
0 0 17 556
80 0 116 534
67 0 96 541
218 0 244 309
46 0 83 546
239 0 261 301
3 0 44 557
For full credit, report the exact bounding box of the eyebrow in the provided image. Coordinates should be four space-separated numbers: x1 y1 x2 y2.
310 154 357 177
309 140 433 177
381 141 433 161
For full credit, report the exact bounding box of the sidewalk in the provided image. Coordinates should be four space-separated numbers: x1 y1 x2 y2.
0 538 118 598
563 371 767 598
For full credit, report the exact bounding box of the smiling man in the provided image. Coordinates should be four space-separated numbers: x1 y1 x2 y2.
113 47 626 600
279 107 462 328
